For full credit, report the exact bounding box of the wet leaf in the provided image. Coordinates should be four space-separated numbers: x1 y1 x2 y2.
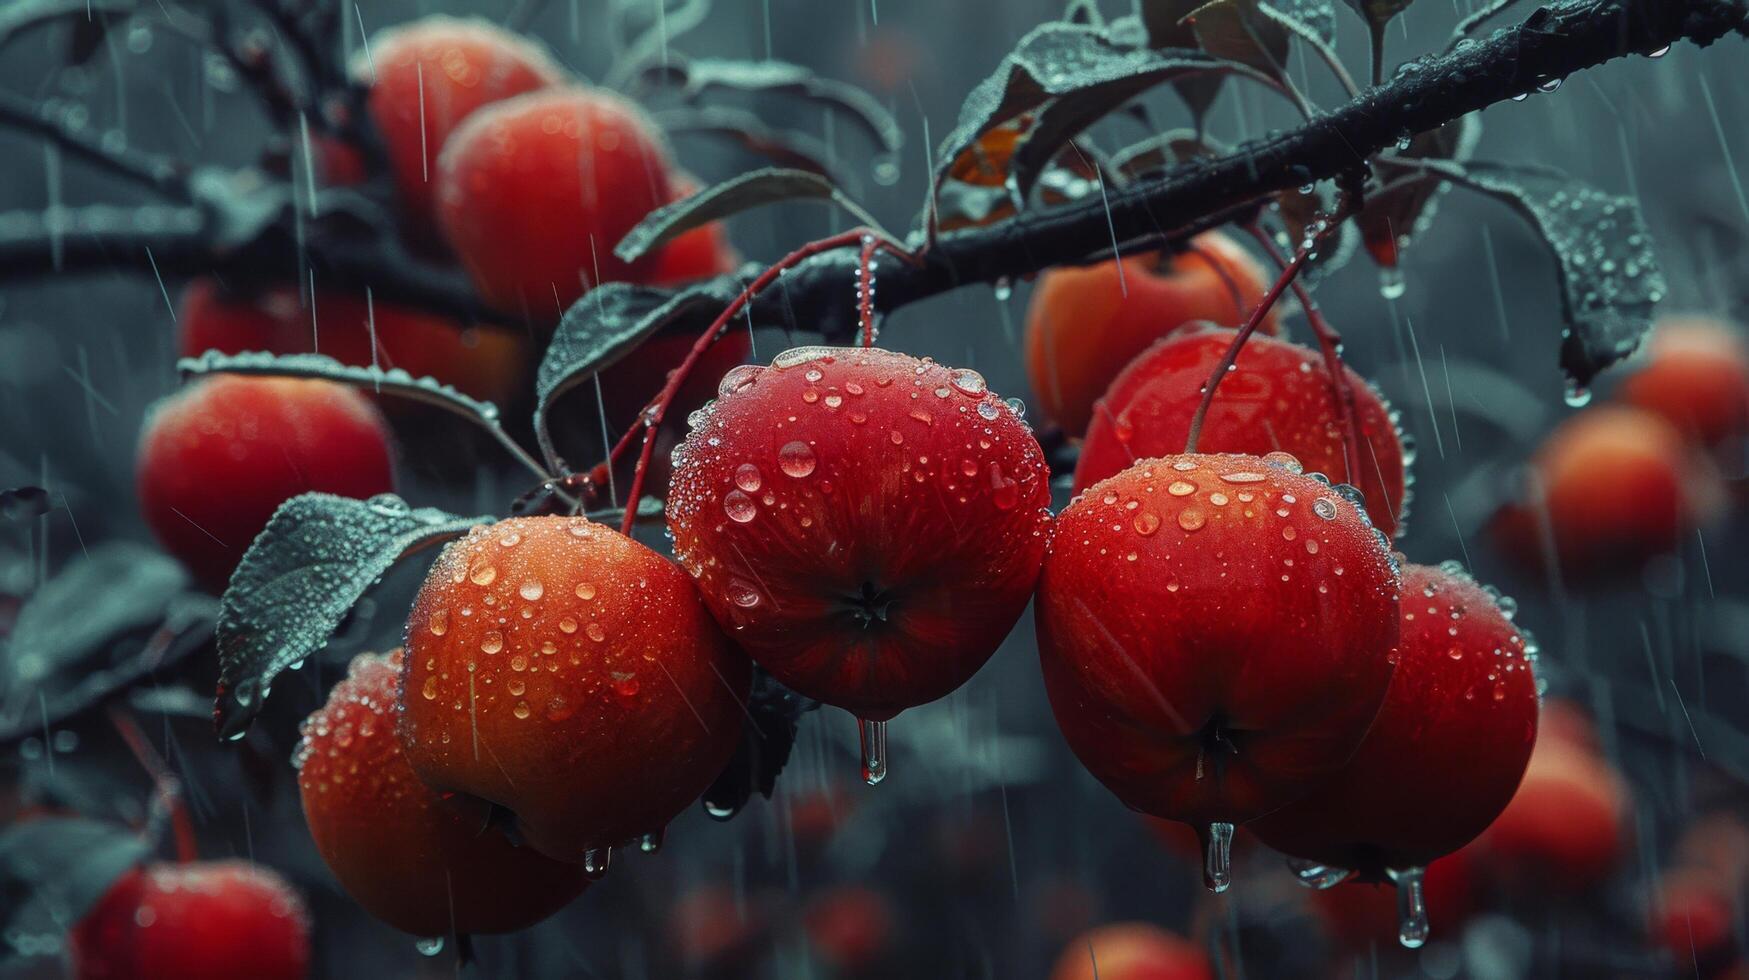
0 817 148 955
636 57 902 153
0 543 213 743
653 107 840 181
1184 0 1291 80
1435 160 1666 386
1359 115 1481 267
614 168 884 265
536 278 744 472
213 493 489 739
1134 2 1228 126
700 668 820 821
178 349 505 426
932 22 1254 210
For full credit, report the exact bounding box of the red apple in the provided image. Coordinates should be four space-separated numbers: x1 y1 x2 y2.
1048 922 1214 980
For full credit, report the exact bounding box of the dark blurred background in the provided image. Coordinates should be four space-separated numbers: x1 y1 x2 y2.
2 0 1748 977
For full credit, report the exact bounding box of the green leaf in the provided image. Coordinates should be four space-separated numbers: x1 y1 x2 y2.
0 817 148 956
614 167 884 265
177 349 504 424
1435 161 1666 387
213 493 489 738
636 57 903 154
536 278 745 473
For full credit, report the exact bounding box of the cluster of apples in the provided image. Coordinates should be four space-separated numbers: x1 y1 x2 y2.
138 16 742 593
1493 314 1748 583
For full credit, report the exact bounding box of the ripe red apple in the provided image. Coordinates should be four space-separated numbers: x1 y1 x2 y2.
1650 869 1738 975
1620 315 1749 452
1250 562 1537 874
1473 738 1629 892
297 649 586 936
1074 330 1408 538
1025 230 1279 437
1048 922 1214 980
356 15 564 237
436 86 674 315
398 516 749 863
1037 452 1400 888
665 347 1051 776
71 861 310 980
136 376 396 592
176 280 528 407
1491 405 1722 580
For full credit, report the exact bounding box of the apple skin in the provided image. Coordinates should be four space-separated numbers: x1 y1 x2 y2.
398 516 750 862
1250 562 1539 876
70 861 310 980
666 346 1052 721
356 15 565 239
1620 315 1749 451
1025 230 1279 437
436 86 674 315
1038 453 1399 828
1048 922 1215 980
1491 404 1722 581
297 649 587 936
136 376 396 592
1074 330 1408 538
1472 737 1629 893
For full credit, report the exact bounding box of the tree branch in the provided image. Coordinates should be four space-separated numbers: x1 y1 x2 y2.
0 0 1739 334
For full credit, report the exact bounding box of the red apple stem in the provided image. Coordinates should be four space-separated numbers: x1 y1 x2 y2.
1181 247 1310 455
1244 222 1369 491
108 705 199 864
858 233 881 348
617 228 921 535
1180 241 1248 326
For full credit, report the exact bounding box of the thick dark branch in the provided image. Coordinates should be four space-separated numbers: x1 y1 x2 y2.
0 0 1740 334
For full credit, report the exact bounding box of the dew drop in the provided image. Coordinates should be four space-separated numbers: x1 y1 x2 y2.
480 631 503 655
519 580 544 601
724 490 758 523
576 582 596 600
585 623 607 643
1203 822 1234 893
1134 512 1160 536
778 441 818 477
858 717 888 785
734 463 762 492
429 609 449 636
1178 508 1207 531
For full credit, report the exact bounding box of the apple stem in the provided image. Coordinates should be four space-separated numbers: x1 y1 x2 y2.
1203 821 1235 893
583 846 612 879
616 228 921 535
858 233 881 348
1244 222 1370 497
1388 865 1431 948
857 717 889 785
108 705 198 863
1181 247 1310 455
1180 241 1247 326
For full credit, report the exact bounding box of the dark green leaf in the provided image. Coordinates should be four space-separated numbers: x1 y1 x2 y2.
654 106 840 182
0 543 211 743
637 57 902 153
536 278 744 472
700 668 821 821
188 168 289 254
1436 161 1666 387
1134 2 1229 126
0 817 148 952
614 167 883 264
1185 0 1289 81
213 493 489 738
178 349 504 425
932 22 1258 207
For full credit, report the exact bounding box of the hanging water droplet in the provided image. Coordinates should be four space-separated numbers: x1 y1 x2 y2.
1563 381 1592 407
1648 45 1669 58
1202 822 1235 893
1286 858 1355 890
1378 267 1407 300
583 847 612 878
992 277 1013 301
858 717 888 785
1388 866 1430 948
1510 91 1530 102
778 440 817 478
1537 77 1563 93
414 936 445 956
639 829 665 854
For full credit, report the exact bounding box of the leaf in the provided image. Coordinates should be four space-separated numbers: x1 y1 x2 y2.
1435 161 1666 387
653 107 840 182
178 349 506 424
1359 115 1481 266
932 22 1259 207
1134 3 1230 127
213 493 489 738
614 167 884 264
699 668 821 821
0 543 214 743
0 817 148 952
636 57 902 154
535 279 744 472
1185 0 1290 79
